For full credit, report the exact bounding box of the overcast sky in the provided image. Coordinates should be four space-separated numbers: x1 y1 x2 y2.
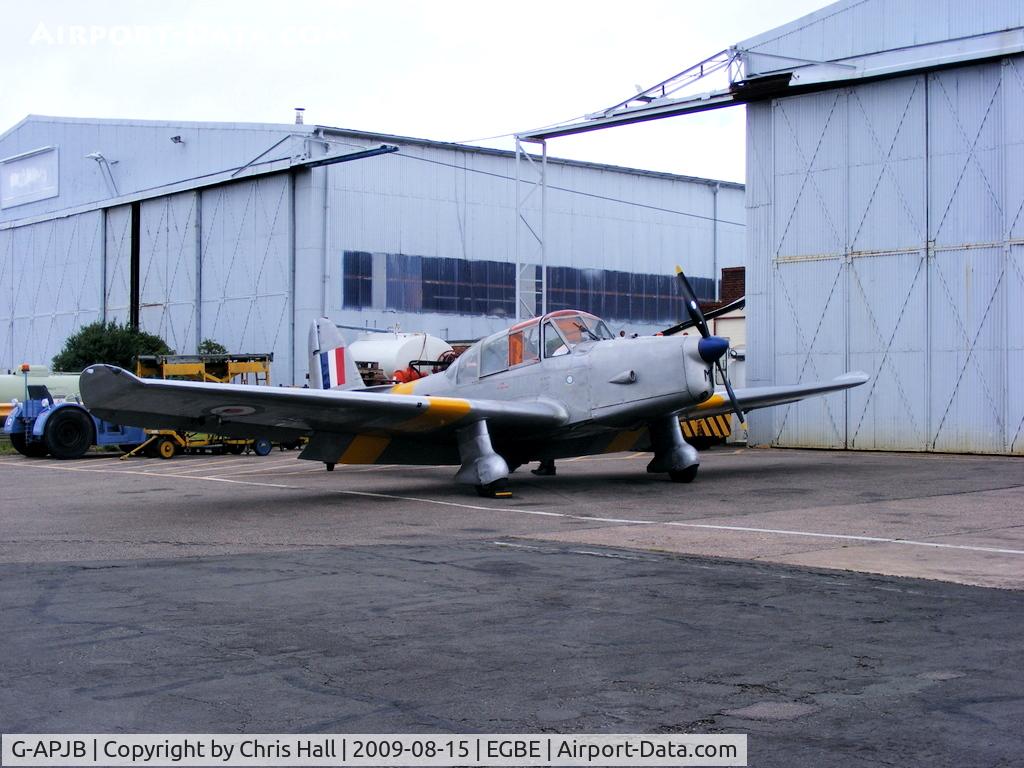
0 0 828 183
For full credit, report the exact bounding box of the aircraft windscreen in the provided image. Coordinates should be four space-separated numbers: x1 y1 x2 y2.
581 315 614 340
544 313 613 356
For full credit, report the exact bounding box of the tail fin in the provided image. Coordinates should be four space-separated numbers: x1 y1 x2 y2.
308 317 364 390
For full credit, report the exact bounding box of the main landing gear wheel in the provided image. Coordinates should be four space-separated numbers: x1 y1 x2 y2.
476 480 512 499
325 462 335 471
252 438 273 457
44 408 94 459
669 464 699 483
156 436 177 459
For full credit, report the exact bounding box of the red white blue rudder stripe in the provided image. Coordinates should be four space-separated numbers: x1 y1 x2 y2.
319 347 347 389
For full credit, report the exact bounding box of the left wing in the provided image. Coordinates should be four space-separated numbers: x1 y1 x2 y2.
80 365 569 442
679 372 869 420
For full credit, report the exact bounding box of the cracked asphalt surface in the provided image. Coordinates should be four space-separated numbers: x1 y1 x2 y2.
1 448 1022 767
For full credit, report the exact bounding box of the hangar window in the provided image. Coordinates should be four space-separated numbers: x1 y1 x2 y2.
345 250 715 324
342 251 373 308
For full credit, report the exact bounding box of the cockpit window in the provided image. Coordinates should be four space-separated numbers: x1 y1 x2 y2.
456 344 479 384
544 321 570 357
542 313 613 357
582 315 615 340
509 323 540 367
480 332 509 377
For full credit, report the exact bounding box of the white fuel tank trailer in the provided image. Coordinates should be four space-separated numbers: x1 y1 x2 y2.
348 332 453 378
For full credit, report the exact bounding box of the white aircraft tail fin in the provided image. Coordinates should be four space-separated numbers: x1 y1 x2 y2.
308 317 364 390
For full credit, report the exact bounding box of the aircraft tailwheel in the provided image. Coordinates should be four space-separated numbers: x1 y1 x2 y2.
325 462 335 471
156 436 177 459
668 464 699 483
476 480 512 499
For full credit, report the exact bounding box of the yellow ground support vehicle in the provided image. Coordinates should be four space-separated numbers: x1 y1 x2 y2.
135 353 272 385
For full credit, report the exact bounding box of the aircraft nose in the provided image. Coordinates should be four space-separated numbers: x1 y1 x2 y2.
697 336 729 363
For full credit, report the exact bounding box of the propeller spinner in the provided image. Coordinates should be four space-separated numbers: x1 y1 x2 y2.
674 266 746 428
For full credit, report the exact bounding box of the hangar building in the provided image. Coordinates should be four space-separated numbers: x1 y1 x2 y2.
739 0 1024 455
0 116 743 384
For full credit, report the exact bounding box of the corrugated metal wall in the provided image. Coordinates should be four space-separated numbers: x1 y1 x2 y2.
748 55 1024 454
200 176 293 380
0 211 104 370
739 0 1024 78
0 121 744 385
139 192 199 355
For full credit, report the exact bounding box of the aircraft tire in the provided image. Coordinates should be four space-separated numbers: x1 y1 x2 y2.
252 438 273 457
10 431 48 458
44 408 94 460
476 480 512 499
668 464 699 483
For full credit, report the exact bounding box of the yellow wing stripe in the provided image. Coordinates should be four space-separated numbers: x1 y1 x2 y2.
605 428 644 454
694 393 727 411
398 396 473 432
339 435 391 464
390 381 418 395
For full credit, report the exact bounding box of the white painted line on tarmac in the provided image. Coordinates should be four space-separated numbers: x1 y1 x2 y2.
140 457 259 474
661 520 1024 556
3 458 1024 556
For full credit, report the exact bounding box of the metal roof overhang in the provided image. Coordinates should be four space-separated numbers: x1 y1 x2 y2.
0 143 398 231
519 27 1024 143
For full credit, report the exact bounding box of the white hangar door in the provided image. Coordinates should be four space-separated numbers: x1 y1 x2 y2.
199 175 293 383
756 57 1023 454
926 62 1016 455
1 211 104 370
137 192 199 356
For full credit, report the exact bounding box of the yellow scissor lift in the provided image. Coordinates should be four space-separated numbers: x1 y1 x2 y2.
122 353 278 460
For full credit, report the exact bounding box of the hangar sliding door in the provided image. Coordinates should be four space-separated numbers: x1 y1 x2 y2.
138 192 199 355
753 58 1023 454
926 64 1009 454
2 211 104 370
768 89 849 449
200 175 293 382
845 78 929 451
104 204 133 326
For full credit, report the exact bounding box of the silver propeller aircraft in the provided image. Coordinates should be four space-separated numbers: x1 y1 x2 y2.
80 269 868 497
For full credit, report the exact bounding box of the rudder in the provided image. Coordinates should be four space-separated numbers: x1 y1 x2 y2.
308 317 364 390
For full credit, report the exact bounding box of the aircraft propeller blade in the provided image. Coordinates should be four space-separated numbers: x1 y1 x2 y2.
674 266 710 339
674 265 746 428
716 358 746 428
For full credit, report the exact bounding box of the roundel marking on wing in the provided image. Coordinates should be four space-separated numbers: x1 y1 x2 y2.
209 405 262 417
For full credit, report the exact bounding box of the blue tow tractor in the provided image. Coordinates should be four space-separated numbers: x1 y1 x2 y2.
3 365 146 459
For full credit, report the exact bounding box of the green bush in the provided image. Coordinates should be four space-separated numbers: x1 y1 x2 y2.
52 321 173 372
197 338 228 355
